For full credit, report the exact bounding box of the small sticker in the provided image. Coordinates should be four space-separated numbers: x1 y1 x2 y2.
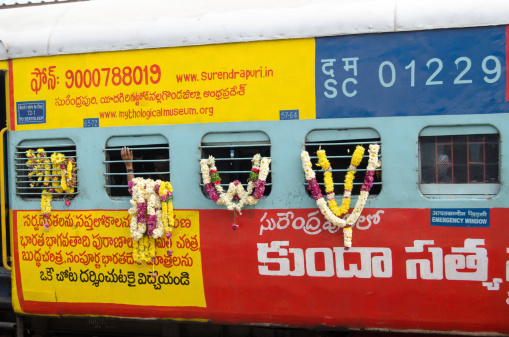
83 118 99 128
17 101 46 125
279 110 299 120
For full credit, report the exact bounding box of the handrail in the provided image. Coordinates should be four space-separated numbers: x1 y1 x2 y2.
0 127 11 271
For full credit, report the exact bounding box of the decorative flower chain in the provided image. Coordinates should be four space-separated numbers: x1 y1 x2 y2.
301 144 380 248
128 178 174 264
200 154 270 229
26 149 76 230
316 145 365 217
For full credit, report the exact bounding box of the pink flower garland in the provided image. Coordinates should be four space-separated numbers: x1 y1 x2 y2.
204 183 220 202
253 180 266 199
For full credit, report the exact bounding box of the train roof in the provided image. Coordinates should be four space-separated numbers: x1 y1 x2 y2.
0 0 508 60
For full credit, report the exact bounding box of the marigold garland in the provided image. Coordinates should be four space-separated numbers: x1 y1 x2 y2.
316 145 365 217
26 149 76 230
128 178 174 263
200 154 270 229
301 144 381 248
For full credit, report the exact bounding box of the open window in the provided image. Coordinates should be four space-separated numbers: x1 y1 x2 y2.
200 131 271 198
303 128 382 197
419 125 500 197
104 135 169 197
15 139 78 199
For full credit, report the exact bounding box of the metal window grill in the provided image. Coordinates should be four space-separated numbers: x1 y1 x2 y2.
304 130 382 197
200 131 272 197
104 138 170 197
15 139 78 199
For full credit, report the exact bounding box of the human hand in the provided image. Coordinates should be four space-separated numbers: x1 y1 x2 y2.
121 146 133 169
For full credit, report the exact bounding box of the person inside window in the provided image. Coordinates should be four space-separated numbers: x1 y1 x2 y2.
121 146 169 182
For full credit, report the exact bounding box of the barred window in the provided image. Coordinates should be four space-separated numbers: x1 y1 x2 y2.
304 129 382 197
419 125 500 196
15 139 78 199
200 131 271 198
104 135 169 197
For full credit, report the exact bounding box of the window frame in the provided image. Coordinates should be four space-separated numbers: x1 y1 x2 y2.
303 128 382 199
15 138 78 200
103 134 170 198
418 125 500 197
199 131 272 199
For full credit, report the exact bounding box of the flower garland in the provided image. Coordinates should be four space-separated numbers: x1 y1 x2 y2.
200 154 270 229
128 178 174 263
316 145 365 217
302 144 381 248
26 149 76 230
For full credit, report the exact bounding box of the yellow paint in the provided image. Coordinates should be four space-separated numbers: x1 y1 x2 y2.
15 210 206 308
12 39 315 130
0 61 6 70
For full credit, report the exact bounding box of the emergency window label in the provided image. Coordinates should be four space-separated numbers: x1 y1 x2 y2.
17 101 46 125
430 208 490 227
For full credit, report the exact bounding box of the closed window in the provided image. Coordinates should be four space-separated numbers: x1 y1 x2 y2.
104 135 169 197
419 126 500 196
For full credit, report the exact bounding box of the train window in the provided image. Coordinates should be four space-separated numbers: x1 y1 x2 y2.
200 131 272 198
104 135 169 198
15 139 78 199
419 125 500 196
304 129 382 198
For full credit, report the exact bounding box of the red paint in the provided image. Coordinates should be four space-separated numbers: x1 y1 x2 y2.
8 60 15 131
13 209 509 334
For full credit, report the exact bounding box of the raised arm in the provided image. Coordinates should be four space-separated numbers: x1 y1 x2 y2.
121 146 134 182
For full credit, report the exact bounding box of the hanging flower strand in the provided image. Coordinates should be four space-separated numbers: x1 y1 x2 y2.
301 144 380 248
316 145 365 217
128 178 174 263
200 154 270 229
26 149 76 230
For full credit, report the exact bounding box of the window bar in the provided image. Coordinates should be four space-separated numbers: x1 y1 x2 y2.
103 146 169 151
199 144 271 149
304 141 381 147
435 136 453 183
483 135 487 182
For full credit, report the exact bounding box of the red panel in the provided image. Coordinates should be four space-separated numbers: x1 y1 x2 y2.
198 208 509 333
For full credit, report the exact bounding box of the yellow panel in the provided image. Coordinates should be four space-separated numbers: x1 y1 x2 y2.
16 210 206 308
12 39 315 130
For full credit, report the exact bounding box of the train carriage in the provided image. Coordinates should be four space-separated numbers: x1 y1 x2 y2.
0 0 509 335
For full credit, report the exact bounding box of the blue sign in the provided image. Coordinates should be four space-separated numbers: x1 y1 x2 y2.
315 26 507 119
17 101 46 125
83 118 99 128
279 110 299 120
430 208 490 227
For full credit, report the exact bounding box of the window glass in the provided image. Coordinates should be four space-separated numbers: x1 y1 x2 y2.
104 135 169 197
419 126 500 196
200 131 271 197
15 139 77 199
304 129 382 197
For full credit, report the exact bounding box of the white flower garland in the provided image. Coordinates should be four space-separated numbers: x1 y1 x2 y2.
301 144 381 247
128 177 166 241
200 154 271 214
